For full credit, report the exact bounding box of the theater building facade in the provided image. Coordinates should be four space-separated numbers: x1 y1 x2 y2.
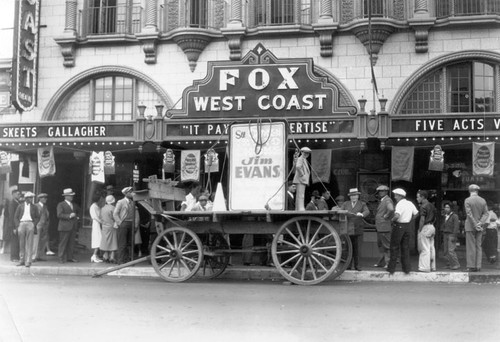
1 0 499 254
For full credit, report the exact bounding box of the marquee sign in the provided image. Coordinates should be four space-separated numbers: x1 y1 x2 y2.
168 44 357 119
0 124 134 141
12 0 40 112
392 117 500 133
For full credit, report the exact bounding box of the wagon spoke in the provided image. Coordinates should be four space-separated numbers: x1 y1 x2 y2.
182 256 199 265
280 253 300 267
275 249 300 255
288 255 303 275
280 239 301 250
162 235 175 250
307 257 317 280
182 249 199 255
313 251 336 263
158 258 173 269
308 223 324 245
300 257 307 280
178 231 186 249
173 231 179 249
310 255 329 273
179 259 192 272
180 238 195 252
167 260 177 277
156 245 172 253
285 228 302 246
311 233 334 248
313 245 338 251
295 221 306 244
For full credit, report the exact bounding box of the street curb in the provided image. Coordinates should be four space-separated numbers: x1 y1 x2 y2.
2 264 499 283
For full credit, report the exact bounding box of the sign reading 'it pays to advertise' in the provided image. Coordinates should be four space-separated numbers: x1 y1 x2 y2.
12 0 40 112
168 44 357 119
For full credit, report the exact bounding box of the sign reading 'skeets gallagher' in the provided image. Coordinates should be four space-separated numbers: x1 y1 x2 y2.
12 0 40 112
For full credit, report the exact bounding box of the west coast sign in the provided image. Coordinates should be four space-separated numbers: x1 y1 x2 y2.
12 0 40 112
167 44 357 119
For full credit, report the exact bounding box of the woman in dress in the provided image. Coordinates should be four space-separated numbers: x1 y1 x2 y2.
90 194 104 263
100 195 118 263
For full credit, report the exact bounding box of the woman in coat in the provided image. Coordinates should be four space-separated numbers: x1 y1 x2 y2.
90 194 104 263
100 195 118 263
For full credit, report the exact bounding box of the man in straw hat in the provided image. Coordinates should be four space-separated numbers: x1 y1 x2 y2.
292 147 311 211
13 191 40 267
340 188 369 271
374 185 394 268
113 186 139 264
387 188 418 275
57 188 80 263
464 184 489 272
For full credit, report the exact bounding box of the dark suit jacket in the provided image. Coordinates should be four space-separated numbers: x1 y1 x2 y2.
286 192 295 210
341 200 370 235
57 200 80 232
14 203 40 228
7 199 21 233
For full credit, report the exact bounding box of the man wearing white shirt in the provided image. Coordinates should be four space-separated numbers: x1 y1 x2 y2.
13 192 40 267
387 188 418 275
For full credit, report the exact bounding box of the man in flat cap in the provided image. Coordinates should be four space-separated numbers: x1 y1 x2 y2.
13 192 40 267
113 186 139 264
374 185 394 268
57 188 80 263
292 147 311 211
32 193 50 262
387 188 418 275
464 184 489 272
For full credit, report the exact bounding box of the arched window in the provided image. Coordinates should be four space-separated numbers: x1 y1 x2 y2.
400 61 496 114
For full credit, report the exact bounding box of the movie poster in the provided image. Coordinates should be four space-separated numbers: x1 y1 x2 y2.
180 150 200 182
473 142 494 176
37 146 56 178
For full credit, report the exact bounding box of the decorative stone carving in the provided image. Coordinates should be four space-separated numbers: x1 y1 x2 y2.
340 0 354 24
408 18 435 53
54 37 77 67
351 24 395 65
172 30 214 71
221 29 246 61
136 32 160 64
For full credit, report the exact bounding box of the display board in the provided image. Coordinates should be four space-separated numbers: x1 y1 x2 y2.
229 122 286 211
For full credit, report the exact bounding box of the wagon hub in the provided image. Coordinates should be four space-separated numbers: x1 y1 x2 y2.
170 249 182 260
299 244 312 257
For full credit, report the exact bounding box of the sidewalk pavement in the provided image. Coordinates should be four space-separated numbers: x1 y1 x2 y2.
1 248 499 284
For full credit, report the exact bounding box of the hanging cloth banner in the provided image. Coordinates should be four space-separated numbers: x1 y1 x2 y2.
473 142 494 176
428 145 445 171
311 149 331 184
0 151 11 174
204 148 219 173
163 149 175 173
391 146 414 182
180 150 200 182
103 150 115 175
38 146 56 178
89 151 105 184
19 159 37 184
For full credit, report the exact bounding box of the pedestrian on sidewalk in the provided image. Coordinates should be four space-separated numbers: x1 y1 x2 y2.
14 192 40 267
0 198 6 253
90 194 104 263
464 184 488 272
6 189 22 261
374 185 394 268
341 188 369 271
482 202 499 264
113 187 139 264
387 188 418 275
100 195 117 263
416 190 437 273
57 188 80 264
33 193 50 262
441 202 461 270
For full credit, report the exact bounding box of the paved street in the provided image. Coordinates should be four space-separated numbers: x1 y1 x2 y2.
1 275 499 342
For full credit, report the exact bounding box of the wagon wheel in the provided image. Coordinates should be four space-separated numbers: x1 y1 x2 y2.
197 232 230 279
328 233 352 280
151 226 203 283
271 216 342 285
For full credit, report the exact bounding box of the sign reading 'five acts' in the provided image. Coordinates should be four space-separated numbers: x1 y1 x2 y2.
229 122 286 211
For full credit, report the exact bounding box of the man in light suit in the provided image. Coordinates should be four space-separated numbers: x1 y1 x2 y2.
374 185 394 268
57 188 80 263
464 184 489 272
292 147 311 211
113 187 139 264
341 188 370 271
14 192 40 267
33 193 50 262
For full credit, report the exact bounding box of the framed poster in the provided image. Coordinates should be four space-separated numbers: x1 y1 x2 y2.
229 122 286 211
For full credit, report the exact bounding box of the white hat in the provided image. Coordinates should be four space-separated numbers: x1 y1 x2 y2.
122 186 133 195
376 185 389 191
105 195 116 204
468 184 480 191
392 188 406 197
300 147 312 153
347 188 361 196
62 188 75 196
24 191 35 198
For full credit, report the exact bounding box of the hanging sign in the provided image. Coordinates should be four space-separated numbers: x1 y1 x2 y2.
103 150 115 175
428 145 444 171
12 0 40 112
391 146 414 182
163 149 175 173
89 152 105 183
473 142 494 176
229 122 286 211
204 149 219 173
37 146 56 178
180 150 200 182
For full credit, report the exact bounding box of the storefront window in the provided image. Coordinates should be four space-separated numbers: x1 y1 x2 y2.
94 76 133 121
251 0 296 26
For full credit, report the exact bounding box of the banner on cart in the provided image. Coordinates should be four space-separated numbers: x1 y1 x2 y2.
473 142 494 176
229 122 286 211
